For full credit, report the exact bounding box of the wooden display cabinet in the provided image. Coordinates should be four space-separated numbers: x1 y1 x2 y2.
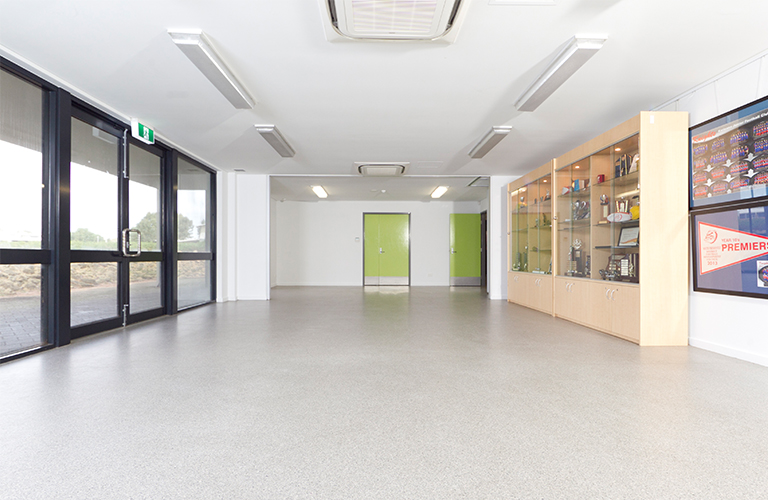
553 112 688 346
508 161 554 315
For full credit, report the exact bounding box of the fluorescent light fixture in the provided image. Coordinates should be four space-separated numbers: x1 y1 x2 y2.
431 186 449 198
515 36 606 112
312 185 328 198
168 29 255 109
468 126 513 158
255 125 296 158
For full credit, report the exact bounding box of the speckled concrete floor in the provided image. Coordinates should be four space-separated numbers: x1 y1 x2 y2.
1 286 767 499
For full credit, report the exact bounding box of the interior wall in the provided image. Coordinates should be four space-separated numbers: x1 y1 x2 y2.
656 49 768 366
270 196 278 288
234 174 271 300
273 200 482 286
489 176 518 300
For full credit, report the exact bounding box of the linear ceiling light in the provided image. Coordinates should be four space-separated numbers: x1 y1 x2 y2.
515 36 606 112
312 185 328 198
468 126 513 158
255 125 296 158
168 29 255 109
431 186 449 198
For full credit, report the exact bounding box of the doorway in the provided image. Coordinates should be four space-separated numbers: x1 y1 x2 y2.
449 213 481 286
363 213 410 285
69 109 165 338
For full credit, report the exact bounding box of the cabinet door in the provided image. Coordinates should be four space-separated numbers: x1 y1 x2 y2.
535 275 553 314
610 285 640 342
588 282 613 332
508 272 525 305
554 278 571 319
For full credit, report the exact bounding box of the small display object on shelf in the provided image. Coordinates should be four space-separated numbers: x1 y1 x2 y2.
617 226 639 247
690 94 768 208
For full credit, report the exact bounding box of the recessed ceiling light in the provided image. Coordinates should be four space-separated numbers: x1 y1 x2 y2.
168 29 255 109
431 186 449 198
312 185 328 198
615 147 621 152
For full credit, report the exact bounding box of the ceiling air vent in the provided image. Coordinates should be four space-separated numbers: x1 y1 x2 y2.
357 163 408 176
327 0 464 40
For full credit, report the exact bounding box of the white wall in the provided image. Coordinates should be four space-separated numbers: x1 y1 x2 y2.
273 200 481 286
233 174 270 300
656 49 768 366
489 176 518 300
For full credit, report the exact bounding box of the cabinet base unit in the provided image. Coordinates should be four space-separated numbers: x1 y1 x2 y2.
508 272 553 315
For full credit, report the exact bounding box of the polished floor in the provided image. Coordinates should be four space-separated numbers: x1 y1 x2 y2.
1 286 767 499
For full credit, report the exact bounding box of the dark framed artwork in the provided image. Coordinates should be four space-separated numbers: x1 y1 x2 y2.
692 201 768 299
690 95 768 209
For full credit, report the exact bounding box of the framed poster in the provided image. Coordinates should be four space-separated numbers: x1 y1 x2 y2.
690 95 768 209
692 201 768 299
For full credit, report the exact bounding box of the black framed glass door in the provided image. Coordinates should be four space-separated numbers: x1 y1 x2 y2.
69 108 165 338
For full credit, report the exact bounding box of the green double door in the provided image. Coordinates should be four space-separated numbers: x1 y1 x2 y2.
364 213 410 285
450 213 481 286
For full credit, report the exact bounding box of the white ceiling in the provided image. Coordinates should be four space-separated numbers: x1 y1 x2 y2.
271 175 489 202
1 0 767 201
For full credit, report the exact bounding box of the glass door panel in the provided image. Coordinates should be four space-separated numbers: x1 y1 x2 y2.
70 117 119 251
70 116 121 330
539 175 553 274
127 143 163 316
509 190 520 271
70 262 119 326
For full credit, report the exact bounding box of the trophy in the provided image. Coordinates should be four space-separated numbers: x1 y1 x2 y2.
600 194 610 222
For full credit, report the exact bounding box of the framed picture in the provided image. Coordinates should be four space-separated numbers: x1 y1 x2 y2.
689 94 768 209
617 226 639 247
692 200 768 299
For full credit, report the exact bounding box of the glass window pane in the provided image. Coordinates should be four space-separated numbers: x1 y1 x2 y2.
71 263 118 326
0 69 44 249
129 145 162 251
178 260 211 309
130 262 162 314
70 118 119 250
177 158 211 252
0 264 46 357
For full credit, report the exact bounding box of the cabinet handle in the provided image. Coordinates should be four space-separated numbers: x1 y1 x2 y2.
605 287 610 300
611 289 617 301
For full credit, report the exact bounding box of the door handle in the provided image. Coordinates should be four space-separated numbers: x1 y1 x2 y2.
451 247 457 254
122 228 142 257
379 247 384 254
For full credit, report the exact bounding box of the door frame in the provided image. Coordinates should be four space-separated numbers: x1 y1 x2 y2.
362 212 411 286
69 106 168 339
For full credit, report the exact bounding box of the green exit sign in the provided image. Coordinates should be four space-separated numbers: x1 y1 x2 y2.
131 119 155 144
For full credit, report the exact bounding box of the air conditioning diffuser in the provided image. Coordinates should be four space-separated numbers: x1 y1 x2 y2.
357 163 408 176
327 0 463 40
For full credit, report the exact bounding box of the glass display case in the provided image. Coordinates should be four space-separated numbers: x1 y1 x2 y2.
507 161 554 315
509 174 552 274
556 135 640 283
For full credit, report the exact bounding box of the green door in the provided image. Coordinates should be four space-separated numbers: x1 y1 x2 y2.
364 213 409 285
450 214 481 286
